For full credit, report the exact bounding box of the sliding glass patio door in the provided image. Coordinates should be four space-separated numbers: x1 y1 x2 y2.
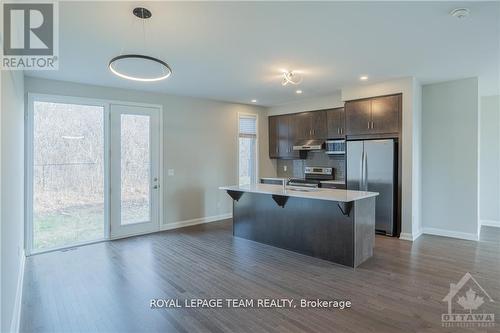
28 95 161 253
109 104 161 238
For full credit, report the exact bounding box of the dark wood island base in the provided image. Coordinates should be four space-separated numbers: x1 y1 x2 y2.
228 191 376 268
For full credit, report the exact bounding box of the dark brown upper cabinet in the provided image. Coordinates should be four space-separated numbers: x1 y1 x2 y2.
293 111 327 140
345 94 401 136
268 116 279 158
278 115 298 159
345 99 372 135
326 107 345 139
370 95 400 134
268 115 298 159
311 111 328 139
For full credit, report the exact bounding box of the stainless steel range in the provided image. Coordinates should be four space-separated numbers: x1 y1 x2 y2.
288 167 334 188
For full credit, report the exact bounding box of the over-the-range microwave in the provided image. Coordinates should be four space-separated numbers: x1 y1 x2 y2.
325 140 345 155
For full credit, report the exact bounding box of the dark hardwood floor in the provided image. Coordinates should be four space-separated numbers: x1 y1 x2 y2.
20 221 500 333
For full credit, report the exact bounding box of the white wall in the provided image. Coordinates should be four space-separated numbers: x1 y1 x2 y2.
268 91 343 116
1 70 25 332
422 78 479 240
479 95 500 225
24 77 273 226
342 77 422 240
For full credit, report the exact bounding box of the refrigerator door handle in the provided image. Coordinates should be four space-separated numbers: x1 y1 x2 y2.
359 151 364 189
363 151 368 191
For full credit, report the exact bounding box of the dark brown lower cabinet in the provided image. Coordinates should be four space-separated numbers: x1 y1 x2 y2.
321 183 346 190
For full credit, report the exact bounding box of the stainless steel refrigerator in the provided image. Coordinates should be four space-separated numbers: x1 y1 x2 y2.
347 139 396 236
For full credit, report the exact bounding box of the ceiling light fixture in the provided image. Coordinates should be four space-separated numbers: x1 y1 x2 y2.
295 90 303 94
109 8 172 82
251 99 258 103
282 71 303 86
360 76 368 81
450 8 470 19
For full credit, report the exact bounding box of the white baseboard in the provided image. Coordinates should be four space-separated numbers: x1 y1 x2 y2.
10 249 26 333
399 229 422 241
421 227 478 241
160 213 232 231
110 213 232 241
480 220 500 228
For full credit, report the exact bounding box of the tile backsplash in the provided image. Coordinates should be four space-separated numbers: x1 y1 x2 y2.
276 151 345 180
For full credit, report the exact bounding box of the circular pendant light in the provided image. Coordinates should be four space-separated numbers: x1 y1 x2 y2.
109 8 172 82
109 54 172 82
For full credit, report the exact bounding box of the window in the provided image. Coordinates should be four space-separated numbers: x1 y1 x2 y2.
238 114 258 185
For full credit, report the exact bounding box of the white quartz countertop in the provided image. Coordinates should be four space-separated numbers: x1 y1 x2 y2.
219 184 378 203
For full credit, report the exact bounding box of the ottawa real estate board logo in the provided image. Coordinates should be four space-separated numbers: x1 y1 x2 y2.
442 272 495 328
1 1 58 70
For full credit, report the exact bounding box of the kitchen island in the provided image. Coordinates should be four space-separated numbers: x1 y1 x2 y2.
219 184 379 267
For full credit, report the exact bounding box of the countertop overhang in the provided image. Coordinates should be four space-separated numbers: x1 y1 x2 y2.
219 184 378 203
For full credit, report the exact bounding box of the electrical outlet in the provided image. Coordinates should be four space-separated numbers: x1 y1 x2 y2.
168 169 174 176
217 201 221 208
284 165 287 172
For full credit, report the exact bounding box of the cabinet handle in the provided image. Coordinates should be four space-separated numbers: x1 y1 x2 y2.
371 121 374 129
367 122 370 129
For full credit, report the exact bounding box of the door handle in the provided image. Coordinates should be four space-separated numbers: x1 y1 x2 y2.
153 185 159 189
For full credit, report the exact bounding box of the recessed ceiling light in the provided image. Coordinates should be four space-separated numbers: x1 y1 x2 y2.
296 90 303 94
450 8 470 19
360 76 368 81
251 99 258 103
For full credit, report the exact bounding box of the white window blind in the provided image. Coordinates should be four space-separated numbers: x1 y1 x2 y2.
239 115 257 138
238 114 257 185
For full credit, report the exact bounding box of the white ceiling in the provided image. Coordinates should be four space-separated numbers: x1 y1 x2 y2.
26 1 500 106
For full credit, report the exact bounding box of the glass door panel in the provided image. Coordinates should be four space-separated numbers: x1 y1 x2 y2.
32 101 105 251
120 114 151 225
110 105 160 238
